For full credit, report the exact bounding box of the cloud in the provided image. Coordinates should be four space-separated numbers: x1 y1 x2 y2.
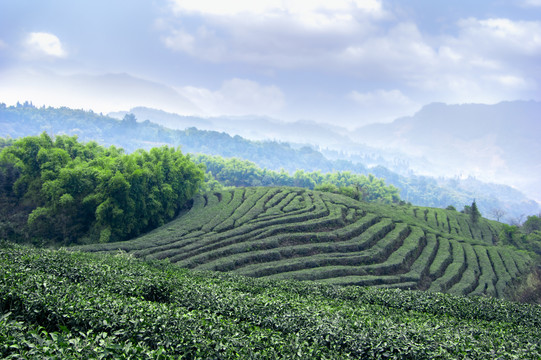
0 68 201 115
25 32 67 58
349 89 413 107
348 89 420 122
520 0 541 7
163 26 227 61
163 0 385 66
338 22 437 78
162 0 541 107
177 78 286 116
169 0 385 18
455 18 541 57
340 17 541 104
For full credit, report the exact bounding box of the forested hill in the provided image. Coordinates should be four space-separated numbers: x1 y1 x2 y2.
1 103 538 221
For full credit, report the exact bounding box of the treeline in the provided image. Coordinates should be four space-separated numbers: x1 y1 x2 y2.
0 133 203 245
2 103 539 221
499 215 541 256
195 154 400 204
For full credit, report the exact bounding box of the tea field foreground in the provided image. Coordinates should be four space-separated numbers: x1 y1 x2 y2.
1 244 540 359
79 187 533 298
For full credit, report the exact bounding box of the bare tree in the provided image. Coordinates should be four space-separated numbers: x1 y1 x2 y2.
509 214 526 226
490 208 506 222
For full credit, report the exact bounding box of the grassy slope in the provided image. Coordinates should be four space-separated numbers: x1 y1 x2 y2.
1 244 540 359
76 187 532 299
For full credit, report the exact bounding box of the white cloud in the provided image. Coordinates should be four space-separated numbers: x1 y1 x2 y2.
339 17 541 104
0 68 201 115
339 22 437 77
169 0 384 18
348 89 420 122
25 32 67 58
163 27 226 61
349 89 413 107
520 0 541 7
163 0 541 106
455 18 541 56
488 74 531 88
177 78 286 116
163 30 196 54
163 0 384 66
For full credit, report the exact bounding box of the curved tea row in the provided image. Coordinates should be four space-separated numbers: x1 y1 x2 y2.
79 187 531 297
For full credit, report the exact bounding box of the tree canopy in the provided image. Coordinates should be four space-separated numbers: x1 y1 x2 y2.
195 154 400 204
0 133 204 245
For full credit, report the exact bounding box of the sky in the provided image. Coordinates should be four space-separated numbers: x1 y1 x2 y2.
0 0 540 128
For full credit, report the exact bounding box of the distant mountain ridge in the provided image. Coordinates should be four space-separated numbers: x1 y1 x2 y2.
1 102 539 221
112 101 541 203
354 101 541 202
109 106 351 148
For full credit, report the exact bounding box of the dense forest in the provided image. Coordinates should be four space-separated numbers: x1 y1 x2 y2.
1 103 539 222
0 133 203 245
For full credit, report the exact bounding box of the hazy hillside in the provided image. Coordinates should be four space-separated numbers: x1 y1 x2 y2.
109 106 351 148
354 101 541 202
77 187 532 299
1 103 539 221
113 102 541 205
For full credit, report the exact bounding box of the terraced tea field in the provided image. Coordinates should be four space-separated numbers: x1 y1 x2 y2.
79 187 532 297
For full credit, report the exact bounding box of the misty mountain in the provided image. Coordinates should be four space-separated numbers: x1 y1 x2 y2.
1 70 201 116
109 107 351 148
109 107 420 178
1 102 539 223
353 101 541 202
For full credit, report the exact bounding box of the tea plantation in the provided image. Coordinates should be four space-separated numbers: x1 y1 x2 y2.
1 243 540 359
78 187 532 298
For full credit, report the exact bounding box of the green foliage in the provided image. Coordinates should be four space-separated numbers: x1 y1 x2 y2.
76 187 531 298
470 200 481 224
1 245 540 359
494 215 541 254
0 134 204 245
196 154 400 204
523 215 541 235
500 224 524 247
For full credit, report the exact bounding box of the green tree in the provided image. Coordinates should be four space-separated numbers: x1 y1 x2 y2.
499 224 523 247
522 215 541 235
470 200 481 224
0 134 204 245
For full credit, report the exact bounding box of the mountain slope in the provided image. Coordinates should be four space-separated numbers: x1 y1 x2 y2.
1 103 538 221
109 106 350 147
354 101 541 202
77 187 532 298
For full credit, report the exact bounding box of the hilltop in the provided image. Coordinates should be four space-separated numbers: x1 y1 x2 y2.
77 187 533 299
